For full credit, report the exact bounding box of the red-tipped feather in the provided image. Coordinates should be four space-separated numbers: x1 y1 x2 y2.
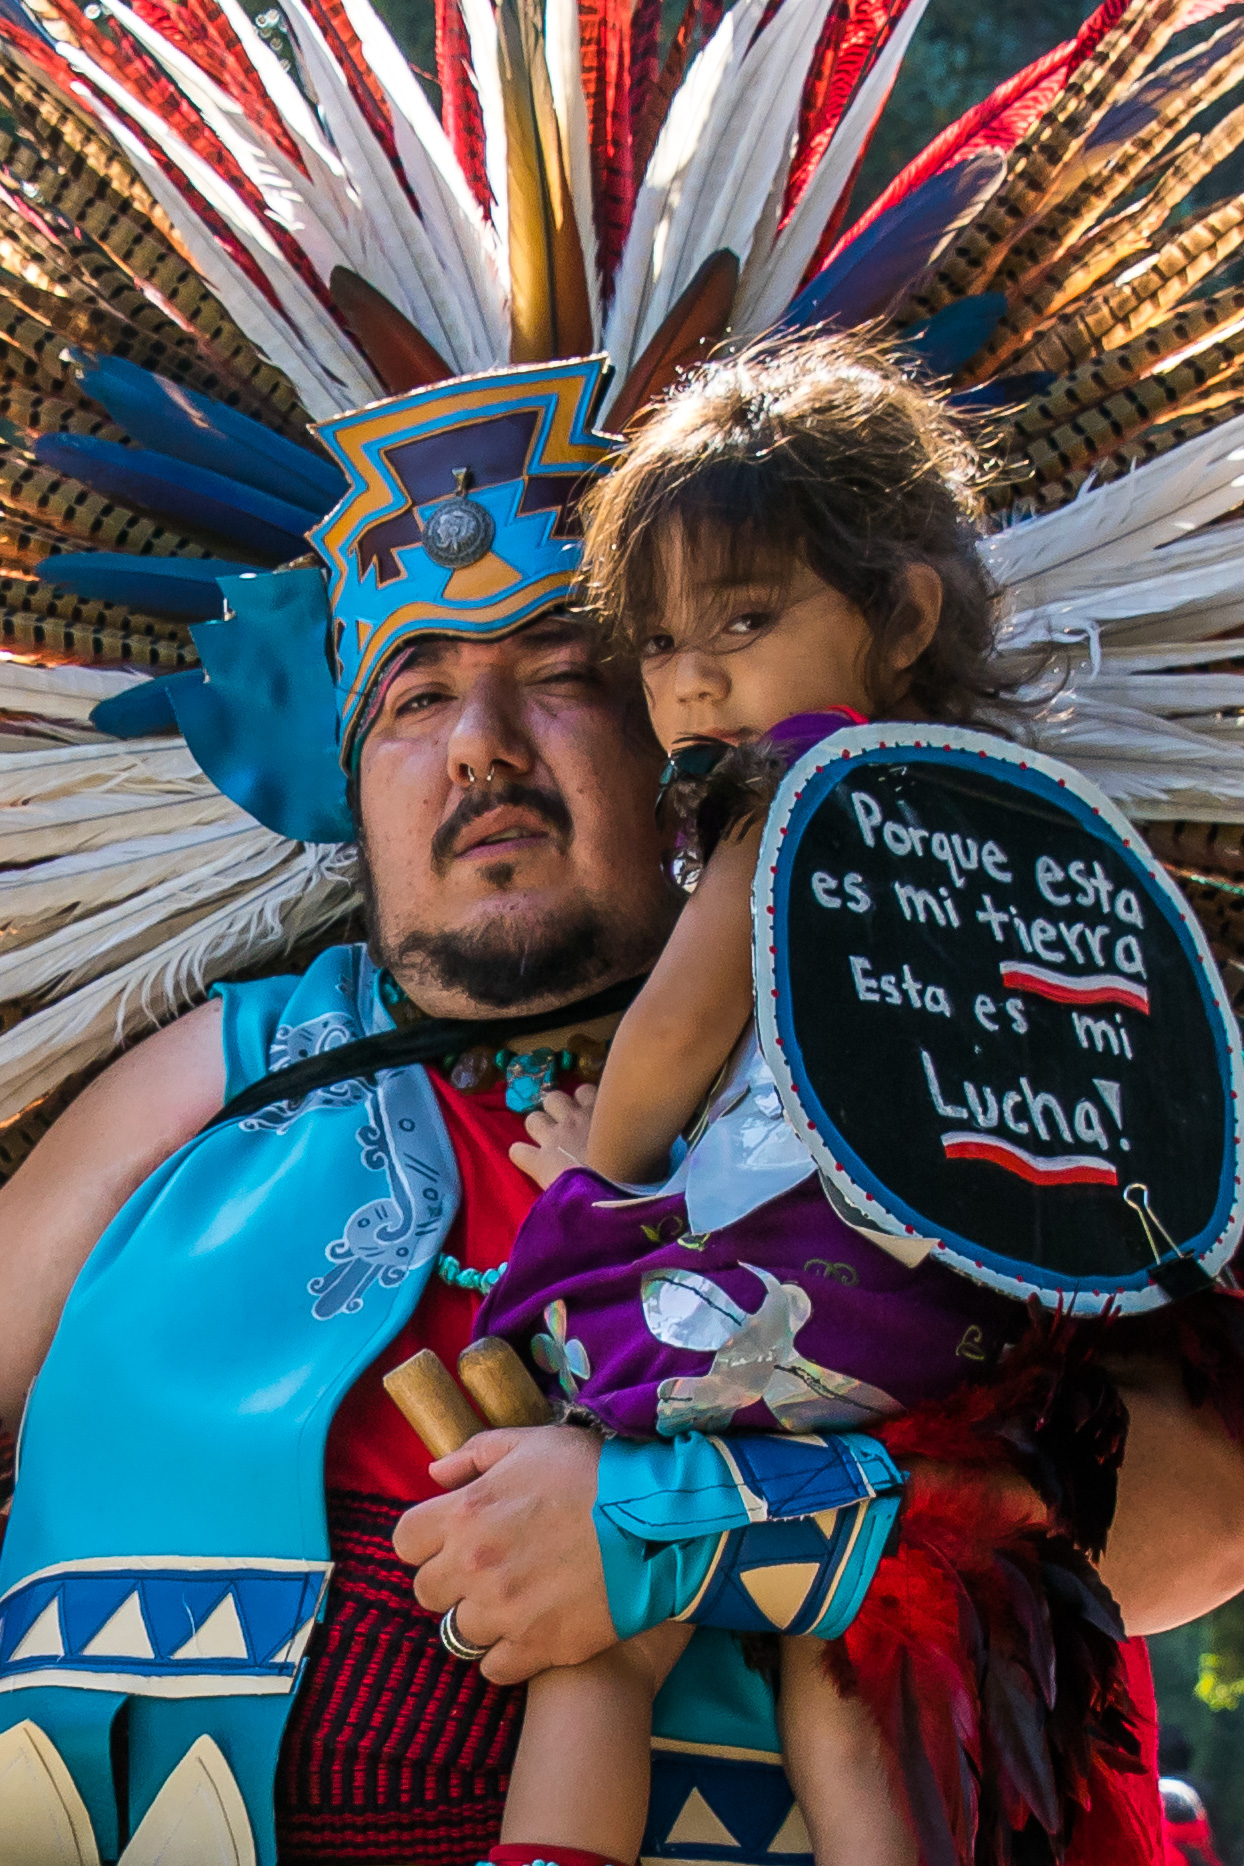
126 0 307 174
826 0 1134 266
782 0 912 224
435 0 490 214
302 0 409 193
840 1461 1148 1865
62 10 338 323
580 0 634 293
630 0 698 196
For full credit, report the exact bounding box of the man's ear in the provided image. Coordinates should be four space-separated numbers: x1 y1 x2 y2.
893 563 943 671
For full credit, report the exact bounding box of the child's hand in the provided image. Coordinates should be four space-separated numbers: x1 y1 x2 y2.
509 1084 597 1189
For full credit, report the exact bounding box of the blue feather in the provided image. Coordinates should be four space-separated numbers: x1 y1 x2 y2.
781 150 1006 331
36 433 321 560
37 553 253 617
901 294 1008 379
73 354 345 513
91 670 203 738
950 370 1053 411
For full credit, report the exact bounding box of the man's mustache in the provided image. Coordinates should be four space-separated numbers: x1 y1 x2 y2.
430 779 574 873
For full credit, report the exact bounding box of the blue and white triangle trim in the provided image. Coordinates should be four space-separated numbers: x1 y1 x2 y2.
0 1554 331 1698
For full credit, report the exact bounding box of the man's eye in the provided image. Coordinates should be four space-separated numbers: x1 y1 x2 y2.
641 633 675 658
538 662 592 684
394 687 446 716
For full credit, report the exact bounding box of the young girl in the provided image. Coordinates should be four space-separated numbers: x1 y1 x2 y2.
475 333 1025 1866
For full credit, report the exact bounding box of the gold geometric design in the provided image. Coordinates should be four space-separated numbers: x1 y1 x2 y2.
738 1563 821 1631
666 1787 739 1849
443 552 522 601
767 1802 813 1854
120 1735 255 1866
0 1718 101 1866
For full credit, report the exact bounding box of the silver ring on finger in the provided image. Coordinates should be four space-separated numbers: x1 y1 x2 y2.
439 1604 490 1663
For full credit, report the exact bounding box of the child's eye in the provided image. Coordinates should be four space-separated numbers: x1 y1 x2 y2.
641 632 676 658
724 611 771 637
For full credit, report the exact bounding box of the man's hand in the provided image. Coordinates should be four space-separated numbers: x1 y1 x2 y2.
392 1424 616 1684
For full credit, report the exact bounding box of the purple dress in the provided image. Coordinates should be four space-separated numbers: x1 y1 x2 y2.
475 1161 1015 1437
476 710 1019 1438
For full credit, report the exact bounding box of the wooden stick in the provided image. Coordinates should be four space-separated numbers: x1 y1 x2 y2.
383 1349 485 1459
458 1335 554 1429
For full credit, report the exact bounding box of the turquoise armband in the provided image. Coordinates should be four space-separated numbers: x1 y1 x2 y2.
595 1431 903 1642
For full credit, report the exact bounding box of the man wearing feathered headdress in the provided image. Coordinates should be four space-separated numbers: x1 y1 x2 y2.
5 0 1244 1857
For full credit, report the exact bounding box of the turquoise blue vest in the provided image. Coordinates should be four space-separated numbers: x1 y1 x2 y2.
0 946 793 1865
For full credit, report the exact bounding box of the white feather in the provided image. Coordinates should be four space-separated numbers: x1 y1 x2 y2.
544 0 601 340
336 0 510 365
1030 697 1244 820
0 658 146 725
0 821 276 941
281 0 487 375
652 0 837 335
0 845 356 1124
982 413 1244 603
734 0 929 334
605 0 761 386
0 826 294 999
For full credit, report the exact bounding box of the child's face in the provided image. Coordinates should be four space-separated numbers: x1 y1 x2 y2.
639 531 937 752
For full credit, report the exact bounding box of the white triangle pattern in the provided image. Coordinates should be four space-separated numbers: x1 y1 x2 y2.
11 1598 64 1662
267 1618 316 1667
170 1592 250 1663
665 1787 738 1849
82 1592 155 1660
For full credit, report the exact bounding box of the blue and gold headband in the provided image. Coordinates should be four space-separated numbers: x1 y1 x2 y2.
92 358 620 842
313 356 619 764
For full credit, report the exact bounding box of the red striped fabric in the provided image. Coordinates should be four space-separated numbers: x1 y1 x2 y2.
275 1488 524 1863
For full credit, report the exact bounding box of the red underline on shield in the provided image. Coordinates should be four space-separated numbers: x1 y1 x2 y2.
999 962 1150 1014
941 1132 1119 1186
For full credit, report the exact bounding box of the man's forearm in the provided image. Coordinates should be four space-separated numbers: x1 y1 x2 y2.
1100 1352 1244 1634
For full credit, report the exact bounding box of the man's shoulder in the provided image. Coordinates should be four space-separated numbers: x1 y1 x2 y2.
212 942 375 1098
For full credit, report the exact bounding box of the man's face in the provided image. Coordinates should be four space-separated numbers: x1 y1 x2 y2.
356 614 679 1017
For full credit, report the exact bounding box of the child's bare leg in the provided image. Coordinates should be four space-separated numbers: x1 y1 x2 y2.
778 1635 915 1866
502 1619 692 1862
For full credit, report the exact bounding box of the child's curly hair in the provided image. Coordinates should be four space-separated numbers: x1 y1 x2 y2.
581 329 1017 728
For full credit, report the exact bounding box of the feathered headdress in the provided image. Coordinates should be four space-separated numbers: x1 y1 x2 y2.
3 0 1244 1169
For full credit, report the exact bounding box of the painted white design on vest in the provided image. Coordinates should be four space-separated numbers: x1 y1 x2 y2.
11 1600 63 1662
0 1719 101 1866
170 1593 249 1663
82 1593 154 1659
265 1616 316 1667
119 1734 254 1866
242 1013 370 1135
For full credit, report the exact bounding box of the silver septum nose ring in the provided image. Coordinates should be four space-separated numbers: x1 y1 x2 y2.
464 763 496 785
439 1604 490 1663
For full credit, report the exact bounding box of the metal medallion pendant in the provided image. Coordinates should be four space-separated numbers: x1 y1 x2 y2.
422 468 496 569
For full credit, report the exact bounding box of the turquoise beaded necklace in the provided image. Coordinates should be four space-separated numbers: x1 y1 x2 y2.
379 971 607 1298
435 1252 507 1294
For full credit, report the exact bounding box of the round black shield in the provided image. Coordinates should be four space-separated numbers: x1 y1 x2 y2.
755 725 1244 1312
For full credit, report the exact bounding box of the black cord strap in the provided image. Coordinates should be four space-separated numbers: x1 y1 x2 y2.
204 972 647 1133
